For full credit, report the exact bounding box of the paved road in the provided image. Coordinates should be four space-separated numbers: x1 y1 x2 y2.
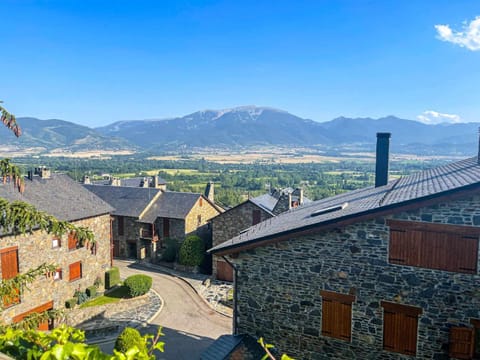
101 260 231 359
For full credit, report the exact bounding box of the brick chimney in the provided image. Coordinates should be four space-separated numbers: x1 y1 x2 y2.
375 133 391 187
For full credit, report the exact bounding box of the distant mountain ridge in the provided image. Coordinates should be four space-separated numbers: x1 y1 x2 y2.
2 106 478 155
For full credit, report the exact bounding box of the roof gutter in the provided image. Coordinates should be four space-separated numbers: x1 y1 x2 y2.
210 182 480 256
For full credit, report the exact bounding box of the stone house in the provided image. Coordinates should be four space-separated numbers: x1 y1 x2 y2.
211 188 309 281
84 183 222 260
210 133 480 359
0 168 113 328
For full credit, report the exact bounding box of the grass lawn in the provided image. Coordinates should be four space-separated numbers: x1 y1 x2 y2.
80 286 130 308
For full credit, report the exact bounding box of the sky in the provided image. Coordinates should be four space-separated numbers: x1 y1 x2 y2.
1 0 479 127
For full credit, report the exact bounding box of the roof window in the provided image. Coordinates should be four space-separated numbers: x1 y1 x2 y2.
310 202 348 217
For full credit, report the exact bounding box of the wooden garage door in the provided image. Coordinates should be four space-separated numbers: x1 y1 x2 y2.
217 260 233 282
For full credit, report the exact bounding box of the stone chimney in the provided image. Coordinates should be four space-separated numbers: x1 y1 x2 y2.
296 188 304 205
151 176 159 188
375 133 391 188
83 175 91 184
141 177 149 188
38 167 51 179
110 177 121 186
204 181 214 202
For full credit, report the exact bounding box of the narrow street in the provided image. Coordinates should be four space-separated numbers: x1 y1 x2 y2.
101 260 231 359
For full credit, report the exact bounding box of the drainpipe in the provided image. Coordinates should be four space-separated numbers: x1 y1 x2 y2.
222 255 239 335
110 216 114 267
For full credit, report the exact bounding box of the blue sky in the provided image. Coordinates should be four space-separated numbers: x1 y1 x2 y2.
1 0 479 127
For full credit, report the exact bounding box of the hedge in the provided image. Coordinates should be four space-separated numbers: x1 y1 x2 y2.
86 286 97 298
65 298 77 309
124 274 152 297
114 327 146 353
178 235 205 266
105 267 120 289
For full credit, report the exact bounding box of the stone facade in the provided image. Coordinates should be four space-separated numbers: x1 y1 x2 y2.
185 197 220 236
211 201 272 279
0 214 111 325
230 194 480 359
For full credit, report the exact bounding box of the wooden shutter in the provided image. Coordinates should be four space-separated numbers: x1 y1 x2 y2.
69 262 82 281
381 301 421 355
449 327 475 359
163 218 170 237
12 301 53 331
252 210 261 225
68 232 78 250
1 247 19 280
320 290 355 341
117 216 124 236
1 247 20 307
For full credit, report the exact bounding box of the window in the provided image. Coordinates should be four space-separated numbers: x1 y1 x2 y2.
320 290 355 341
197 215 202 227
53 268 62 281
381 301 422 355
449 326 475 359
117 216 125 236
12 301 54 331
1 246 20 306
163 218 170 238
199 198 203 207
68 232 80 250
52 237 61 248
252 210 261 225
69 261 82 282
387 220 479 274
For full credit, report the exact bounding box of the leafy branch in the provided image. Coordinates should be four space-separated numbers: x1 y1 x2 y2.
0 102 21 137
258 337 295 360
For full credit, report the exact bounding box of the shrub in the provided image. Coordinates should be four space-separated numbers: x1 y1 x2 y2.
105 267 120 289
178 235 205 266
74 290 88 305
65 298 77 309
86 286 97 298
124 274 152 297
114 327 147 354
161 237 178 262
93 276 103 289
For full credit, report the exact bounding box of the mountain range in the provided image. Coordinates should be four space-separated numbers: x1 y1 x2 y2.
3 106 479 156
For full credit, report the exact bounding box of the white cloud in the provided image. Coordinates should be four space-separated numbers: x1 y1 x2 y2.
417 110 462 125
435 16 480 51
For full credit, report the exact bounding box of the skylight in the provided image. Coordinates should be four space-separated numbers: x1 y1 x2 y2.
310 202 348 217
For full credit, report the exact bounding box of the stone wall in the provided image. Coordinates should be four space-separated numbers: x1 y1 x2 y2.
1 214 112 325
185 197 220 235
112 216 139 258
230 194 480 359
212 202 272 278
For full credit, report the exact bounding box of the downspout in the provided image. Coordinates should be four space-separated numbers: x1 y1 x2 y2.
222 255 239 335
110 216 114 267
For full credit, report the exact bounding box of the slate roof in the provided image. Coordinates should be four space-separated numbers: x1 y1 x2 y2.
210 156 480 254
250 193 278 212
0 174 113 222
141 191 202 222
83 184 161 218
200 334 265 360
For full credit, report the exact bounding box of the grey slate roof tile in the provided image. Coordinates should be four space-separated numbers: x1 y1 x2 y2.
0 174 113 222
210 156 480 254
83 184 161 218
141 191 201 222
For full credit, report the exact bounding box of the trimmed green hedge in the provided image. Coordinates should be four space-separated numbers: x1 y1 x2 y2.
124 274 152 297
65 298 76 309
114 327 146 353
179 235 205 266
86 286 97 298
105 267 120 289
161 237 178 262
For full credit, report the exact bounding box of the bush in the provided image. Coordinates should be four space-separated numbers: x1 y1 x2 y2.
114 327 147 353
86 286 97 298
178 235 205 266
124 274 152 297
93 276 103 289
74 290 88 305
161 237 178 262
65 298 77 309
105 267 120 289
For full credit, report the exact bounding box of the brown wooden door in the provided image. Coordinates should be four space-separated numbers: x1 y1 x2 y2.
216 260 233 282
449 327 475 359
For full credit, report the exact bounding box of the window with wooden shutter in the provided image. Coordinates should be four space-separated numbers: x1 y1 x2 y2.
69 261 82 282
68 232 79 250
12 301 54 331
320 290 355 341
117 216 125 236
387 220 479 274
449 327 475 359
163 218 170 238
381 301 422 355
252 210 261 225
1 246 20 307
